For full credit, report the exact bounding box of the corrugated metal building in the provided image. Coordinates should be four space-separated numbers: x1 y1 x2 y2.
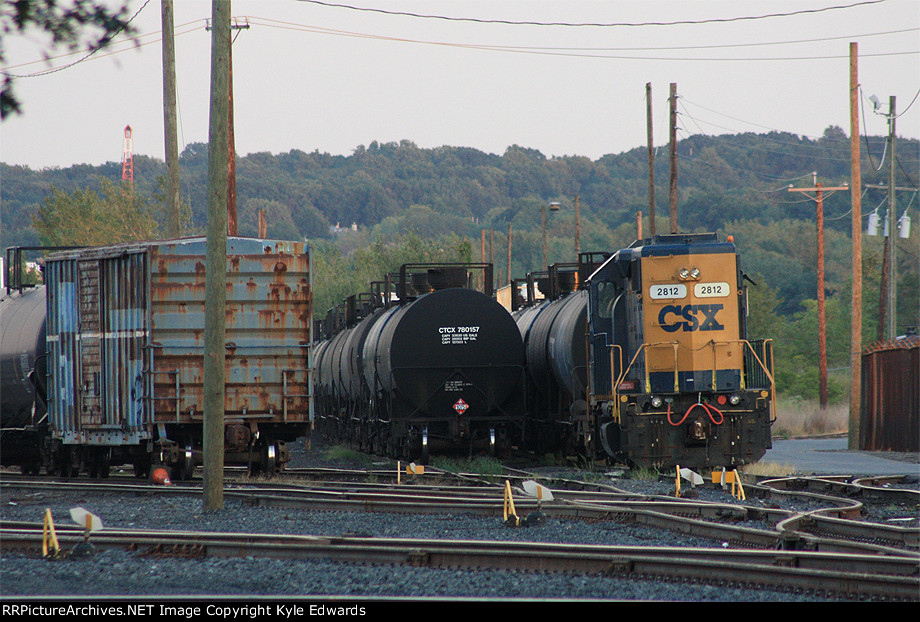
860 335 919 452
43 237 312 475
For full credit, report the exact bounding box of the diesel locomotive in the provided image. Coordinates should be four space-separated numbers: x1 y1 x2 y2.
590 233 774 469
516 232 774 469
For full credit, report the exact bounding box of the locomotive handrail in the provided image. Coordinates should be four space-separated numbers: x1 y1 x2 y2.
606 338 776 423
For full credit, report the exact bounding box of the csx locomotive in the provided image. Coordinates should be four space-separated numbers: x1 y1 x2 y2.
586 232 774 468
515 233 774 469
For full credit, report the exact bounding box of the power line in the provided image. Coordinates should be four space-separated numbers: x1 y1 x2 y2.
246 18 920 62
295 0 890 28
1 0 153 79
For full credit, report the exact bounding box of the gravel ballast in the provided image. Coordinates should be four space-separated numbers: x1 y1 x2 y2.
1 438 912 602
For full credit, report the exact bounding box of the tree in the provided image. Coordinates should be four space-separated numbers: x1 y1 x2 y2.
1 0 137 119
32 178 161 245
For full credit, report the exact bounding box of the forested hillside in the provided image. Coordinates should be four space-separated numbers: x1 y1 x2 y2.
2 127 918 401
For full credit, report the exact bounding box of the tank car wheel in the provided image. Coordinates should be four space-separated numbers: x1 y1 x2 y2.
418 427 430 465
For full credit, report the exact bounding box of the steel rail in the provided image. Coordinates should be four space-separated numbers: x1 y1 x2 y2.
2 523 917 600
5 477 917 557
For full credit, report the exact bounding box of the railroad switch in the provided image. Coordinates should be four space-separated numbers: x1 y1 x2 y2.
397 461 424 485
42 509 62 559
712 468 746 500
503 480 550 527
674 465 703 497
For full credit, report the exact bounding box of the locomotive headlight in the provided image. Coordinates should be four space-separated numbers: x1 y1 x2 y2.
729 394 742 405
679 268 690 279
650 396 663 408
690 268 701 279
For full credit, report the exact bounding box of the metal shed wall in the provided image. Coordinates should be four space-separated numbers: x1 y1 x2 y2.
860 336 919 452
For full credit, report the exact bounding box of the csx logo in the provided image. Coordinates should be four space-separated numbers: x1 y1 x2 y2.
657 304 724 332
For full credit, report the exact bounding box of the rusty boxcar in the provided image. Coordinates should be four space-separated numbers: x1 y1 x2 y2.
40 237 312 478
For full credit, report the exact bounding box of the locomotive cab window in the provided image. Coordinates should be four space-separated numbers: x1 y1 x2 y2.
594 281 618 319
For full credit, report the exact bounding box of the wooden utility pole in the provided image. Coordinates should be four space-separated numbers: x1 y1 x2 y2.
161 0 181 238
669 83 678 234
847 41 862 449
574 194 581 257
848 42 862 449
647 83 656 236
203 0 230 512
541 203 547 268
886 95 898 339
227 39 237 236
206 17 248 236
507 224 512 286
788 180 848 410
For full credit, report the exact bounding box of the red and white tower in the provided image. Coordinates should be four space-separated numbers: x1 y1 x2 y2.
121 125 134 188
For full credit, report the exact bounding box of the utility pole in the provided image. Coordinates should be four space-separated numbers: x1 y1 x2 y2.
203 0 230 512
886 96 898 339
161 0 181 237
206 17 248 236
541 203 547 268
669 83 678 234
507 224 512 286
647 82 656 236
574 194 581 257
848 42 862 449
788 179 848 410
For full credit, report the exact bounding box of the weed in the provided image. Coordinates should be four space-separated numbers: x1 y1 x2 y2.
628 467 661 480
741 461 796 477
323 445 374 466
432 455 504 476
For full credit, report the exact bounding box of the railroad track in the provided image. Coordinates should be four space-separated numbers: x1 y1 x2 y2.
2 520 917 601
3 468 917 600
4 471 918 554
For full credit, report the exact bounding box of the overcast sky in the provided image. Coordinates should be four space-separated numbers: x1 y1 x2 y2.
1 0 918 171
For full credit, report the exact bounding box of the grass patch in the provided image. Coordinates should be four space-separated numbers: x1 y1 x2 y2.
772 396 848 438
323 445 375 466
431 455 505 476
741 461 796 478
627 467 661 480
